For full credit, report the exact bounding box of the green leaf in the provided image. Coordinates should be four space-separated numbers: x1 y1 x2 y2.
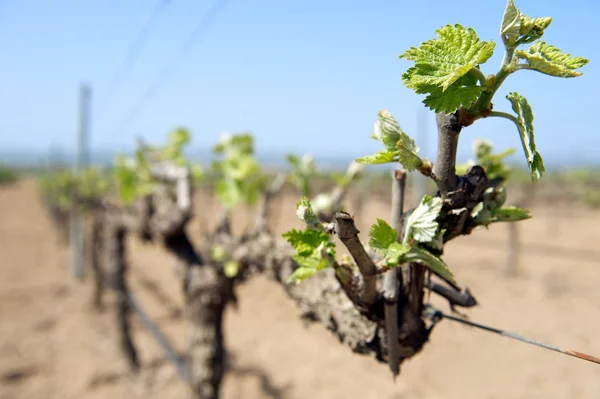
394 139 423 173
292 253 329 271
404 195 444 243
287 266 319 283
213 132 254 156
162 128 192 166
500 0 552 47
380 242 454 284
500 0 522 46
493 186 507 208
403 246 455 284
417 81 484 114
368 219 398 253
470 139 515 181
471 201 485 218
429 229 446 251
78 168 110 200
295 197 322 229
211 133 264 209
361 111 425 170
473 138 493 159
515 41 589 78
215 179 242 209
113 153 154 205
283 227 336 283
517 15 552 46
471 188 527 227
372 110 402 151
356 150 398 165
505 92 545 181
455 162 473 176
493 206 531 222
38 169 77 210
473 206 493 226
400 24 495 91
396 146 423 172
282 228 329 256
382 242 411 266
168 127 191 147
191 163 204 185
286 153 300 168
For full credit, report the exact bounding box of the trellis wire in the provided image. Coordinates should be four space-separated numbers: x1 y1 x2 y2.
127 291 191 381
426 305 600 366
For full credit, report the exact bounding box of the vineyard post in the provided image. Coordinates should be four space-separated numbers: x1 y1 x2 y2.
506 183 534 276
412 106 429 206
69 83 91 280
506 219 520 276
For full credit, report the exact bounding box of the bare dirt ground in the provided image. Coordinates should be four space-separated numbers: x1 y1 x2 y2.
2 179 600 399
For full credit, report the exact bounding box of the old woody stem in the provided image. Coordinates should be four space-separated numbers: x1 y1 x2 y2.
433 112 462 196
106 223 139 371
332 212 378 306
383 169 407 378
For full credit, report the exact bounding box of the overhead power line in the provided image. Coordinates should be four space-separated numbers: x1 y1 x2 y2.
97 0 174 119
111 0 232 136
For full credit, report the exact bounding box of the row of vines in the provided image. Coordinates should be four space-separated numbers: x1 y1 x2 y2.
36 1 590 398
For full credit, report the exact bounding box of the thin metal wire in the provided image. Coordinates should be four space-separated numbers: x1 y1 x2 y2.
98 0 174 119
127 291 191 381
111 0 232 135
427 306 600 365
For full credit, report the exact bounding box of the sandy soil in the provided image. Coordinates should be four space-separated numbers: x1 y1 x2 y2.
1 179 600 399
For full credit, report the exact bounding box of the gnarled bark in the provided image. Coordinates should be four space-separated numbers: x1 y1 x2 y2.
185 263 227 399
90 211 105 310
105 220 139 371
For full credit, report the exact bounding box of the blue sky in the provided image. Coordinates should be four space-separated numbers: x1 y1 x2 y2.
0 0 598 167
